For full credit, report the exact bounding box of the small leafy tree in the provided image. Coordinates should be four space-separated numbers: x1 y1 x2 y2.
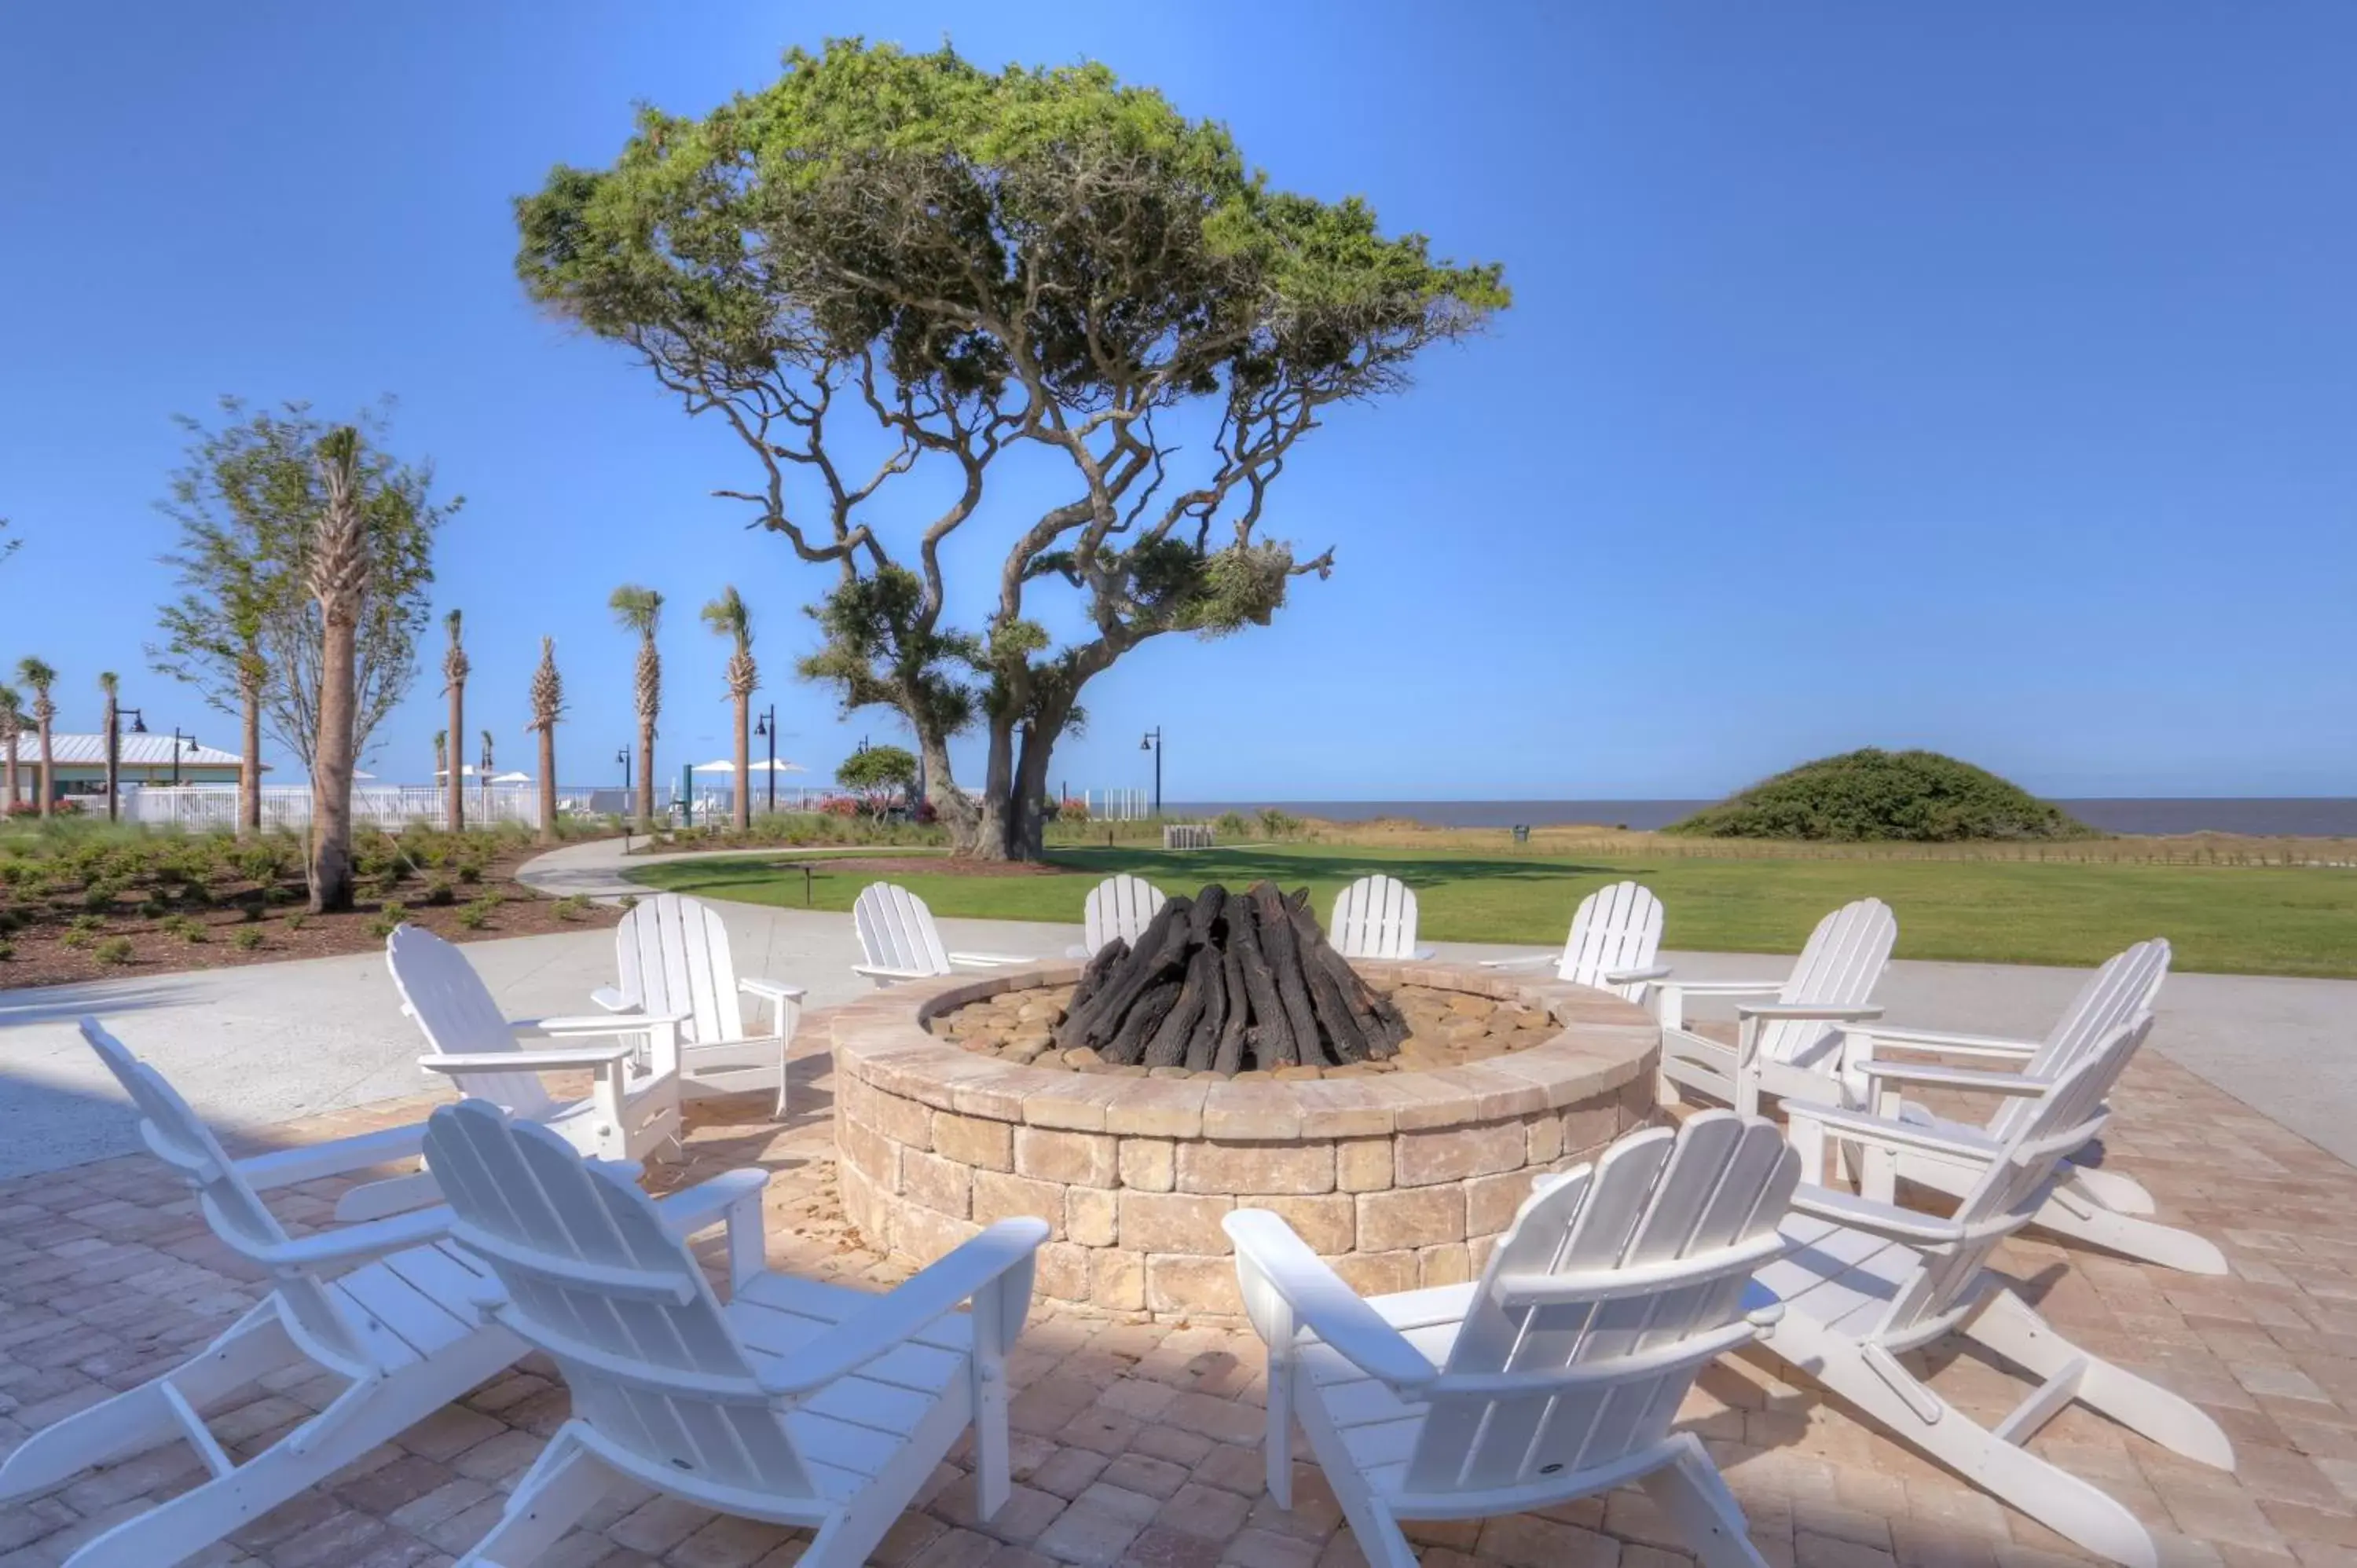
516 40 1506 859
150 399 452 808
836 745 919 822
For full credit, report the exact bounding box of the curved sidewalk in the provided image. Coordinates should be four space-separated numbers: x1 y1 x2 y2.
513 833 937 900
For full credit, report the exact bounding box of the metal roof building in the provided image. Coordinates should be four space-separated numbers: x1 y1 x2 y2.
3 732 253 804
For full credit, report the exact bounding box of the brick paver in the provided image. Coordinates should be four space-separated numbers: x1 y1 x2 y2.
3 1028 2354 1566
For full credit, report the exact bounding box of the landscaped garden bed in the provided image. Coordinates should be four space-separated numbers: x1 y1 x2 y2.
0 823 620 987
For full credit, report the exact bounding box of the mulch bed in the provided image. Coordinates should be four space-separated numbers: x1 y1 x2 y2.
0 847 621 990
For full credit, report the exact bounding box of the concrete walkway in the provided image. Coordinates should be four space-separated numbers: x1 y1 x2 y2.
513 833 941 901
5 871 2353 1178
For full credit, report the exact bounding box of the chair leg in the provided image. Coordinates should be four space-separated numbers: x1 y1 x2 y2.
0 1305 295 1503
456 1428 610 1567
1287 1382 1416 1568
1639 1434 1769 1568
2062 1161 2155 1216
2032 1187 2227 1275
1768 1319 2162 1567
1963 1290 2234 1469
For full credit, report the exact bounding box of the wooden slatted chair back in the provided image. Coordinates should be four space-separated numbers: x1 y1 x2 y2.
854 882 953 977
422 1098 819 1499
79 1018 372 1375
617 893 747 1045
1990 940 2169 1141
1880 1016 2149 1340
1557 881 1665 996
1329 874 1421 961
1757 898 1896 1068
1083 875 1168 956
386 925 557 1119
1404 1111 1798 1497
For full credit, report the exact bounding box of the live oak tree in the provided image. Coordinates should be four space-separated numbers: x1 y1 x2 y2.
516 40 1507 859
151 400 453 835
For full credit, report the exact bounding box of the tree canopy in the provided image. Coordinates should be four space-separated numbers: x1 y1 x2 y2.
150 399 452 768
836 743 919 819
516 38 1507 857
1665 749 2096 843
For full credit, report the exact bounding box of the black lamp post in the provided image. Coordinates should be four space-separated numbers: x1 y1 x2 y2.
170 728 198 788
617 746 632 793
754 705 778 814
115 706 148 817
1139 727 1163 819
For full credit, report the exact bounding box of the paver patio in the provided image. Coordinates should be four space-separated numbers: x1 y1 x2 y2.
4 1013 2354 1568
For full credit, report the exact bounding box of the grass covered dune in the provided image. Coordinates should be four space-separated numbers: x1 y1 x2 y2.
629 841 2357 980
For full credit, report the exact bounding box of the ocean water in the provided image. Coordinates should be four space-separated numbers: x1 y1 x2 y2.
1166 798 2357 837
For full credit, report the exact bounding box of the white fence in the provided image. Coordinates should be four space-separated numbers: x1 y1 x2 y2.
126 785 544 833
1079 788 1151 821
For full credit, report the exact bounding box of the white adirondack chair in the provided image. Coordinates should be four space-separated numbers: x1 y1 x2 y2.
1065 873 1168 958
1226 1112 1800 1568
1328 874 1435 961
852 881 1033 986
0 1020 528 1568
387 923 682 1163
1758 1016 2234 1567
1479 880 1670 998
420 1097 1050 1567
592 892 807 1115
1838 940 2222 1273
1655 897 1896 1116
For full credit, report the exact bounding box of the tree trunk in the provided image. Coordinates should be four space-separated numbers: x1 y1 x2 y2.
238 684 262 838
35 720 52 818
2 736 14 811
537 725 558 845
636 718 655 830
732 694 750 832
102 700 119 821
445 683 464 833
310 615 359 912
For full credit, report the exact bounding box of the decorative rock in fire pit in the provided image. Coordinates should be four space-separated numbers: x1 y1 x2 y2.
1057 881 1406 1073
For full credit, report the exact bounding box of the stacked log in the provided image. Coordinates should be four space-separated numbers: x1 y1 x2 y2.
1055 881 1409 1072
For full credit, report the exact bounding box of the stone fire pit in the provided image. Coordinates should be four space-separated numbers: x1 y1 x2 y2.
831 960 1659 1318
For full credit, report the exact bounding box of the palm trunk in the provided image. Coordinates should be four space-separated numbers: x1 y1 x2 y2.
636 720 655 830
537 727 558 844
2 735 15 811
35 720 53 818
446 685 464 832
733 694 751 832
239 683 262 837
310 617 359 911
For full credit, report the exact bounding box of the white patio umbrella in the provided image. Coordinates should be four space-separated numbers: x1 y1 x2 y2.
489 771 532 784
691 758 808 773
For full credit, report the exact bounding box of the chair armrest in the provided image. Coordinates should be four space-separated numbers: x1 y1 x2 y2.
854 963 937 982
1862 1025 2040 1060
1853 1060 2048 1097
1223 1210 1438 1394
515 1012 687 1036
738 977 806 1004
237 1122 427 1189
420 1044 636 1074
1782 1097 2004 1163
589 986 632 1013
1739 1002 1884 1023
1787 1183 1967 1245
656 1167 772 1292
947 951 1035 968
245 1204 459 1270
1603 963 1673 984
757 1218 1050 1396
1477 951 1555 970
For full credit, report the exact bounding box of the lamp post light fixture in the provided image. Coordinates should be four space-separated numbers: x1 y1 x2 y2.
170 728 198 789
113 706 148 819
1139 727 1163 819
616 746 632 793
753 705 779 815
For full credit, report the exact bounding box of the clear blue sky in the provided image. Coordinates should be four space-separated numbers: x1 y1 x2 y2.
2 3 2352 801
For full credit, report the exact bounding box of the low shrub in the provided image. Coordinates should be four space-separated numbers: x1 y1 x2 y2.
93 936 134 966
229 927 265 952
283 911 308 932
421 875 457 907
1215 811 1252 840
364 901 410 940
1665 749 2097 842
552 895 590 921
455 896 500 930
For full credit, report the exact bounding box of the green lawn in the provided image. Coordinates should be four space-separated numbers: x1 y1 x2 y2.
625 843 2357 978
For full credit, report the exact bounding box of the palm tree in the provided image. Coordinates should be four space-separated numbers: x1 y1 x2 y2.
16 658 57 819
525 636 563 845
97 671 120 821
306 430 368 913
610 584 663 830
0 685 22 813
433 729 447 786
701 586 757 833
442 610 468 833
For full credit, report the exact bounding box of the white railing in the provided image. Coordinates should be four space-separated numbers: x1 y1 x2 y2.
1080 787 1151 821
126 785 545 833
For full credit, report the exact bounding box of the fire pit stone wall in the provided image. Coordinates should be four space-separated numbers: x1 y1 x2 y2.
830 960 1661 1318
